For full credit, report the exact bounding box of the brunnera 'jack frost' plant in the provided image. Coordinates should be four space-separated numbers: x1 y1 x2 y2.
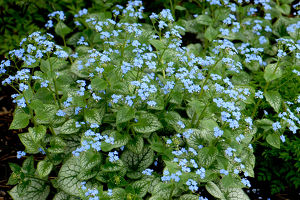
1 0 299 200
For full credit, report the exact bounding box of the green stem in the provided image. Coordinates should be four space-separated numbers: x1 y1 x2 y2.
199 58 222 99
251 60 280 118
195 101 209 128
169 0 175 20
169 183 175 200
48 58 62 109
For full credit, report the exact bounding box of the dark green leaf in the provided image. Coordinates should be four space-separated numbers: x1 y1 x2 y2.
205 182 225 199
37 160 53 178
264 64 282 82
9 178 50 200
127 136 144 154
149 40 165 51
9 112 30 129
121 146 154 173
204 26 218 41
28 126 46 143
226 188 250 200
91 77 108 91
55 21 72 38
116 106 135 124
197 147 218 168
53 191 79 200
179 194 199 200
101 130 130 152
59 119 78 135
57 156 85 196
84 107 105 124
266 134 280 149
196 15 213 26
265 91 282 113
133 111 162 134
19 133 40 154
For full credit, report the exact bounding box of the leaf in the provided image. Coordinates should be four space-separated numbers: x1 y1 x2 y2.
91 77 108 91
188 99 205 115
121 146 154 173
34 104 57 124
7 173 19 185
116 106 135 124
205 182 225 199
28 126 46 143
196 15 213 26
199 119 218 132
101 130 130 152
57 156 84 196
127 136 144 154
266 134 280 149
22 156 35 175
9 163 21 173
18 133 40 154
169 85 183 104
255 119 273 131
179 194 199 200
151 183 173 199
164 111 184 132
132 179 150 197
37 160 53 178
150 40 165 51
53 191 79 200
80 151 102 170
59 119 78 134
9 112 30 129
221 175 243 189
175 5 186 11
133 111 162 134
9 178 50 200
186 129 213 149
277 4 291 15
55 21 72 38
264 64 282 82
110 188 127 200
47 136 66 153
265 91 282 113
101 159 124 172
226 188 250 200
84 107 105 124
197 147 218 168
204 26 218 42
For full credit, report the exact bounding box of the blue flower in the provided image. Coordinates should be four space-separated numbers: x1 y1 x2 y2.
220 169 229 175
186 179 198 192
108 151 119 162
196 167 205 179
259 36 267 44
199 197 208 200
177 121 185 129
56 110 66 117
280 135 285 142
241 178 251 187
277 50 286 58
255 90 263 99
107 189 113 196
214 127 224 137
17 151 26 159
272 121 281 131
142 168 154 175
225 147 236 157
16 97 26 108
